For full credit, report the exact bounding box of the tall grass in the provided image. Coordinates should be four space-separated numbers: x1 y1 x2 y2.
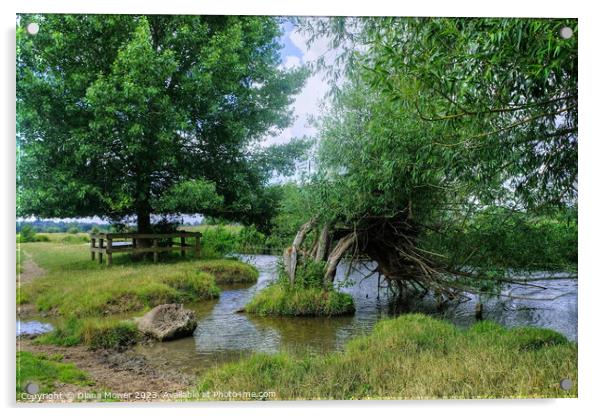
245 260 355 316
196 314 577 399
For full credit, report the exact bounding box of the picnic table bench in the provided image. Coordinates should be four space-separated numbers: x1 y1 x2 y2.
89 232 201 266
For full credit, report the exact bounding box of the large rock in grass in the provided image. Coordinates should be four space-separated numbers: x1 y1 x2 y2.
135 304 197 341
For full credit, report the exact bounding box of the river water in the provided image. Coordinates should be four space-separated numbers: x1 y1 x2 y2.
132 255 578 375
18 254 577 375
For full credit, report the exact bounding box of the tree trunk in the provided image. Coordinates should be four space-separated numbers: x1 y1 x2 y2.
323 233 357 287
314 223 331 262
135 210 153 255
283 218 316 285
137 210 152 233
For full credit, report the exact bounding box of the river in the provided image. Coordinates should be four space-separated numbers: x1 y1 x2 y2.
17 254 577 376
132 254 578 375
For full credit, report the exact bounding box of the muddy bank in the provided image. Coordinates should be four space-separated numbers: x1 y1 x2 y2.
17 337 195 403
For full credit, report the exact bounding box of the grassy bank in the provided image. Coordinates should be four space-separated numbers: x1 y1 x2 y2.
17 351 92 395
18 241 257 347
196 314 577 399
35 318 140 349
245 283 355 316
245 260 355 316
197 259 259 284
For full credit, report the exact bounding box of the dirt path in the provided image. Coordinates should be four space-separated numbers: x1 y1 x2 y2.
17 251 46 285
17 338 195 403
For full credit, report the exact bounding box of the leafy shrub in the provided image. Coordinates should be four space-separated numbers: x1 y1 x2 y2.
201 225 238 258
236 225 267 253
60 235 90 244
66 226 80 234
17 224 37 243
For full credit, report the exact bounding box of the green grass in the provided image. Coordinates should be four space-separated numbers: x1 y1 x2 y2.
36 318 140 349
17 351 92 396
18 243 237 317
18 241 257 347
196 314 577 400
197 259 259 284
245 282 355 316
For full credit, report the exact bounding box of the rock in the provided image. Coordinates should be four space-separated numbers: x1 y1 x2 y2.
135 304 197 341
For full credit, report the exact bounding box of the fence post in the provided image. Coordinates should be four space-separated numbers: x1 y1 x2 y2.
98 238 104 264
107 237 113 266
91 237 96 261
153 238 159 263
180 237 186 257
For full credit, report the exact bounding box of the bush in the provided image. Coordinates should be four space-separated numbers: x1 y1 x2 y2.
200 225 238 258
60 235 90 244
236 225 267 253
17 224 37 243
66 226 80 234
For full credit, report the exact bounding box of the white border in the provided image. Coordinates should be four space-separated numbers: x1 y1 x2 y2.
2 1 600 415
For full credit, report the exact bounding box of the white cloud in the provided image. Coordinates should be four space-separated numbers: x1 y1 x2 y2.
264 25 332 148
283 55 301 69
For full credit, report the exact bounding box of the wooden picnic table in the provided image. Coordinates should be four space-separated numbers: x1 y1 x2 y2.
89 232 201 266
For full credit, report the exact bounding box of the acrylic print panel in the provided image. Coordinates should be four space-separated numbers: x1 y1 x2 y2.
16 14 577 402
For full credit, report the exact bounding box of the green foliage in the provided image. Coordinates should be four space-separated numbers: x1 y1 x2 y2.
423 206 578 272
17 224 37 243
262 183 314 251
284 17 578 285
60 234 91 244
305 17 577 209
17 351 92 396
66 226 80 234
236 225 267 253
200 225 239 258
196 314 577 399
17 14 309 229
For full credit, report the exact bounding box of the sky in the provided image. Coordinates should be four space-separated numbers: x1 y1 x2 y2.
265 19 331 148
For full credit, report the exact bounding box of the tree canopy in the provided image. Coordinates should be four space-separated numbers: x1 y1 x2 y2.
281 17 578 296
17 14 309 231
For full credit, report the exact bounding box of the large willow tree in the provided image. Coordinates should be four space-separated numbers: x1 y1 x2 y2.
17 15 308 232
284 17 577 298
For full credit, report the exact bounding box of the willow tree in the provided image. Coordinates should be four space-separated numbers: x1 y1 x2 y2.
284 17 577 299
17 15 308 232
